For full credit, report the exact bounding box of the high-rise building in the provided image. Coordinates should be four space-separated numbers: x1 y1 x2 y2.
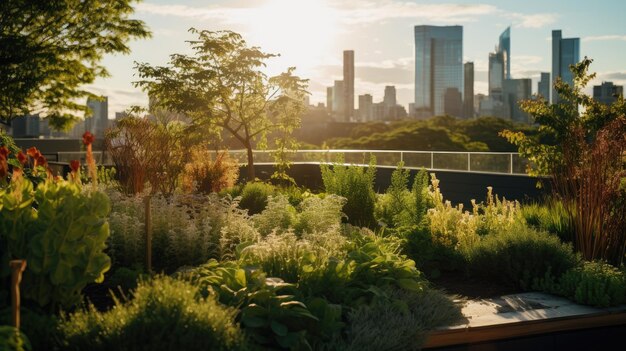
414 25 463 118
383 86 396 108
593 81 623 105
551 30 580 104
503 79 532 123
537 72 550 100
343 50 355 121
358 94 373 122
444 88 462 117
499 27 511 80
86 96 108 140
488 52 505 100
332 80 344 116
11 114 40 138
463 62 474 118
326 87 334 113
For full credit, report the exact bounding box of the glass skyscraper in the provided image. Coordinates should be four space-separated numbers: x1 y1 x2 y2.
499 27 511 80
414 25 463 117
551 30 580 104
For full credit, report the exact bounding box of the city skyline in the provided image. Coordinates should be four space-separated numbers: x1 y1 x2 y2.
89 0 626 118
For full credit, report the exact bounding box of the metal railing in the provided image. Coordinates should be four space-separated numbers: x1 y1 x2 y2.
52 149 530 175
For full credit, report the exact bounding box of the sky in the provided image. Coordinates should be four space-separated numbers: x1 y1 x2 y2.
91 0 626 118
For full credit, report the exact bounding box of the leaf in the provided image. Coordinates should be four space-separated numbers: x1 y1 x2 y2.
270 320 288 336
396 278 424 292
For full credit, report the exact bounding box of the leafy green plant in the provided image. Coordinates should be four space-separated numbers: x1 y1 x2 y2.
60 276 245 351
239 181 276 215
467 224 578 290
556 261 626 307
1 174 112 309
522 198 573 243
320 155 377 227
0 326 31 351
0 308 58 351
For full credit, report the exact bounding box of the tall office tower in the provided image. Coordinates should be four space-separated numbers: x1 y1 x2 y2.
488 52 505 100
383 86 396 108
503 78 532 123
86 96 108 140
463 62 474 118
444 88 462 117
332 80 345 117
537 72 550 100
326 87 334 113
499 27 511 80
343 50 355 122
552 30 580 104
414 25 463 118
358 94 373 122
593 81 623 105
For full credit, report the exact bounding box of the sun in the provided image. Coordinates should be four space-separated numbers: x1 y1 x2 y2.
245 0 338 77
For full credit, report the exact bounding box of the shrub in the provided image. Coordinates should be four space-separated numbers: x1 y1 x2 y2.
0 326 30 351
340 288 464 351
467 224 578 290
252 195 297 236
239 181 276 215
556 261 626 307
182 149 239 194
60 276 245 351
0 308 58 351
320 156 377 227
522 198 573 243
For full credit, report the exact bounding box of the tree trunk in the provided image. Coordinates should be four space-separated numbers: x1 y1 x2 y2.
246 143 255 181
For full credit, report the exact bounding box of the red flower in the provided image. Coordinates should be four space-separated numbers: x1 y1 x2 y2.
36 155 47 167
70 160 80 173
0 146 9 158
17 151 27 166
82 131 95 146
27 146 40 158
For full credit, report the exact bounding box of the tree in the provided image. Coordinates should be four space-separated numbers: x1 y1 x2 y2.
0 0 150 129
501 58 626 265
134 29 308 181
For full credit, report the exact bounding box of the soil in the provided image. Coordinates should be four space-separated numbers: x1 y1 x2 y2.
429 271 518 300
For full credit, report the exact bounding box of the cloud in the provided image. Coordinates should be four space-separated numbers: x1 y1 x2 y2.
583 35 626 42
507 13 557 28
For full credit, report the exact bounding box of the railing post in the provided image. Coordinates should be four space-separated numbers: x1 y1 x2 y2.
467 153 471 171
400 151 403 164
144 195 152 273
510 153 514 174
430 152 434 169
10 260 27 329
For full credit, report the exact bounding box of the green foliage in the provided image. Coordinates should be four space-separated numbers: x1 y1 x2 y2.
1 176 111 309
0 308 58 351
339 288 463 351
522 198 573 242
0 326 31 351
467 225 578 290
60 276 245 351
554 261 626 307
0 0 150 128
134 29 308 181
182 149 239 194
239 181 276 215
320 156 377 227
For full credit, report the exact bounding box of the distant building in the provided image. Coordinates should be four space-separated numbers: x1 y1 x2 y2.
444 88 462 117
537 72 550 101
463 62 474 118
373 102 386 121
343 50 355 121
358 94 373 122
86 96 108 140
593 81 623 105
488 52 505 101
552 30 580 104
414 25 463 117
408 102 416 118
474 94 486 115
326 87 334 113
11 114 40 138
499 27 511 80
383 86 396 109
503 78 532 123
332 80 345 118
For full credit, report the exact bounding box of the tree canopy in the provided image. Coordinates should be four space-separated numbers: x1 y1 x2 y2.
0 0 150 129
134 29 308 181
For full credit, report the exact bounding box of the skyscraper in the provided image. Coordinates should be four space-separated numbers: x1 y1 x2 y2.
414 25 463 118
343 50 354 122
499 27 511 80
326 86 334 113
332 80 344 116
552 30 580 104
358 94 373 122
503 79 532 123
86 96 108 140
537 72 550 100
593 81 623 105
463 62 474 118
383 86 396 109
